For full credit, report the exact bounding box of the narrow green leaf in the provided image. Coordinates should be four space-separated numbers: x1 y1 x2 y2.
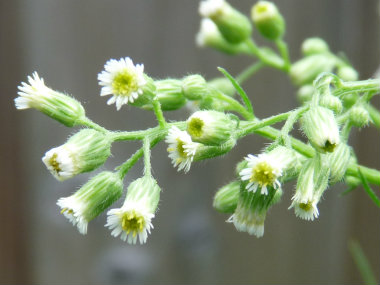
358 167 380 207
340 185 357 196
348 239 378 285
217 67 254 118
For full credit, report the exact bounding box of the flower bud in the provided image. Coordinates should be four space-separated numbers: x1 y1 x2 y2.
326 143 352 184
57 171 123 234
147 79 186 111
319 94 343 114
42 129 112 181
337 66 359 81
200 0 252 44
349 106 370 127
289 155 329 221
196 18 250 54
251 1 285 40
290 54 336 86
207 77 236 97
301 106 340 153
182 74 208 101
301 37 329 56
106 176 161 244
296 85 314 103
194 137 236 161
16 72 85 127
187 110 236 145
228 185 281 238
213 180 240 213
129 75 157 107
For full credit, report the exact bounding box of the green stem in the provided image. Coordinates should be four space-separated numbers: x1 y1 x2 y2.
78 117 108 133
367 104 380 129
333 79 380 98
236 61 265 84
275 39 291 72
245 39 285 70
143 137 151 176
214 91 254 120
152 99 167 128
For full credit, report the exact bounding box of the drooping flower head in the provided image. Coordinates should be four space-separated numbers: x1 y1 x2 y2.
42 129 112 181
289 155 330 221
165 126 200 173
15 72 85 126
239 146 298 195
57 171 123 234
227 185 282 238
106 176 161 244
98 57 147 110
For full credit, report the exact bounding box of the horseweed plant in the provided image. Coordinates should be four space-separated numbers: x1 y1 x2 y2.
15 0 380 243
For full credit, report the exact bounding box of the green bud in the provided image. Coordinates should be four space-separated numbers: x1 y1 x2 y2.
251 1 285 40
57 171 123 234
326 143 352 184
228 184 281 238
182 74 208 101
213 180 240 213
144 79 186 111
297 85 314 103
196 18 251 54
342 93 359 109
301 106 340 153
16 72 85 127
200 0 252 44
290 54 336 86
105 176 161 244
350 106 370 127
207 77 236 97
194 137 236 161
319 94 343 114
42 129 112 181
337 66 359 81
187 110 236 145
290 155 329 221
301 37 329 56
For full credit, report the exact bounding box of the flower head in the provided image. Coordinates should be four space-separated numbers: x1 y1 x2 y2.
106 202 154 244
57 171 123 234
199 0 226 18
165 126 200 173
42 129 111 181
98 57 147 110
106 176 161 244
16 72 85 126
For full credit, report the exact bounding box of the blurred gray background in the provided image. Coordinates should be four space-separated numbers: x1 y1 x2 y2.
1 0 379 284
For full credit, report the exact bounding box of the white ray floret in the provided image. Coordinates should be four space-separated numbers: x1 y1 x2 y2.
57 196 89 235
42 146 77 181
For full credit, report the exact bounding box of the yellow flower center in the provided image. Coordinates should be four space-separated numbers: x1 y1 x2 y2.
176 138 187 158
323 140 337 152
250 161 276 186
49 153 61 173
121 210 145 237
112 70 138 96
187 118 204 138
299 201 313 211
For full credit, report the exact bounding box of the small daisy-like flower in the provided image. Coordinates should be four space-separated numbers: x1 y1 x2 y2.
196 18 221 48
15 72 85 127
106 176 161 244
57 171 123 235
106 202 154 244
239 153 282 195
43 146 76 181
98 57 147 110
165 126 200 173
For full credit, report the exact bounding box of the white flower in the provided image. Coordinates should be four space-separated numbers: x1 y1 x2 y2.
106 202 154 244
165 126 199 173
196 18 220 47
199 0 226 18
15 72 47 109
57 196 89 235
239 153 283 195
227 209 266 238
42 146 77 181
98 57 146 110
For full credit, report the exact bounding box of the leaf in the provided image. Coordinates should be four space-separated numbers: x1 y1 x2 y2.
217 67 254 117
357 167 380 208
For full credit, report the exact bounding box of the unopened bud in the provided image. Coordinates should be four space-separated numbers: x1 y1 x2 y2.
251 1 285 40
301 37 329 56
